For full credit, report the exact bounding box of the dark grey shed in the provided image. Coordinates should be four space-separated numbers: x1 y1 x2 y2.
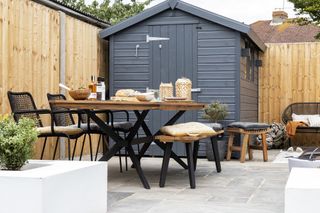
100 0 266 157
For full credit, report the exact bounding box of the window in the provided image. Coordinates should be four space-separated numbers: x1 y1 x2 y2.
242 40 256 82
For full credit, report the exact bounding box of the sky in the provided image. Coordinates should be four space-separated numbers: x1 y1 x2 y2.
85 0 297 24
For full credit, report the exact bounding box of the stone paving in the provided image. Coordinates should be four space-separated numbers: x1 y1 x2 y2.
107 150 288 213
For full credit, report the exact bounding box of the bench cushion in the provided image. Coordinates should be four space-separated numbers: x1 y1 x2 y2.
160 122 216 137
228 122 270 130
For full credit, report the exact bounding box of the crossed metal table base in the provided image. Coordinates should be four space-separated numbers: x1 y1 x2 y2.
86 109 188 189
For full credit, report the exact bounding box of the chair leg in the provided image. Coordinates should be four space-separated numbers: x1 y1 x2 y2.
119 150 123 173
124 132 128 171
72 138 78 160
67 137 71 160
185 143 196 189
240 134 249 163
193 141 199 171
88 133 93 161
248 136 253 160
40 137 48 160
211 136 221 173
95 135 102 161
103 135 109 153
226 133 234 160
261 133 268 162
159 143 173 188
116 130 123 173
52 137 59 160
80 134 87 161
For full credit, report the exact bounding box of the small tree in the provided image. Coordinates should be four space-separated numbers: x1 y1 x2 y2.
289 0 320 38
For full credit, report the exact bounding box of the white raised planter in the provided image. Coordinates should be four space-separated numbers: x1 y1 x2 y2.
0 160 107 213
285 168 320 213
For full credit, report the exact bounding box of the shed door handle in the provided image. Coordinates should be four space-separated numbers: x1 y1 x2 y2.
191 88 201 93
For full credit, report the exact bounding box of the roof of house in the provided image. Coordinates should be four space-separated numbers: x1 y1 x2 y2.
33 0 110 28
99 0 266 51
250 20 320 43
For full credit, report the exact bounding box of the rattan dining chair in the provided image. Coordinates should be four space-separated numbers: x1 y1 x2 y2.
77 103 135 172
47 93 109 161
7 91 84 160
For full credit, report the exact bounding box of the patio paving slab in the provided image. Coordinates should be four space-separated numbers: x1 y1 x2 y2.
106 149 288 213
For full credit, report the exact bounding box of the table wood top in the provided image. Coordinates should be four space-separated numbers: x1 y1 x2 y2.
49 100 206 111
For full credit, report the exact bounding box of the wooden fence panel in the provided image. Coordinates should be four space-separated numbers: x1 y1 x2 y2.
259 42 320 123
0 0 108 159
65 16 108 158
0 0 60 159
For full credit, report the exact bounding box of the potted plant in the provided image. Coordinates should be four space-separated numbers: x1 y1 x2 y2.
0 115 38 170
202 101 228 161
0 117 108 213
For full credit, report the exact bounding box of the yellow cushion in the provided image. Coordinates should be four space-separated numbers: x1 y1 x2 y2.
37 126 83 135
160 122 216 137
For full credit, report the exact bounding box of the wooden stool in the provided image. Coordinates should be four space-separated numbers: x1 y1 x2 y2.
155 131 223 189
226 122 270 163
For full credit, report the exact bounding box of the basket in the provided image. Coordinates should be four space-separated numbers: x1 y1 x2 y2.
175 77 192 100
69 89 90 100
159 82 173 101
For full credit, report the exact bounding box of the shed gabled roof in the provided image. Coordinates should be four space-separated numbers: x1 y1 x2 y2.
99 0 266 51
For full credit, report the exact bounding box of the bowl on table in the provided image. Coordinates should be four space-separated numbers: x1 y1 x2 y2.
135 92 155 102
69 89 91 100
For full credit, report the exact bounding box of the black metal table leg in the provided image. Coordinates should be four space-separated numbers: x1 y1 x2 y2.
211 136 221 173
134 110 188 169
126 145 150 189
193 141 200 171
85 110 151 189
185 143 196 189
159 143 173 188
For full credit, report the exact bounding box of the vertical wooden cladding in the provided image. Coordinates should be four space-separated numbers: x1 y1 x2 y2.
0 0 60 159
0 0 108 159
259 42 320 123
65 17 108 157
65 16 107 93
0 0 60 112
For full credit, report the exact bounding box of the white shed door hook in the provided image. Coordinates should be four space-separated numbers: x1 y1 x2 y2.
135 44 140 57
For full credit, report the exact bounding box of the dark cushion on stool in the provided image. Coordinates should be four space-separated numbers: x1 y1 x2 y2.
228 122 270 130
203 123 223 131
112 121 133 132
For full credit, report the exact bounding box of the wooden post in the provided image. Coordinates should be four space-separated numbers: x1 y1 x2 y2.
59 11 66 159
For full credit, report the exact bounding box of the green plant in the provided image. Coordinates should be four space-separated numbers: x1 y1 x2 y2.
0 115 38 170
202 101 228 123
289 0 320 39
59 0 153 24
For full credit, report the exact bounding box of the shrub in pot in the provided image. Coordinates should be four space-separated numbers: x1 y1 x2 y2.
0 115 38 170
202 101 228 123
202 101 228 161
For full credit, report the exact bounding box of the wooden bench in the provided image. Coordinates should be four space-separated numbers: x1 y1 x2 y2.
155 130 224 189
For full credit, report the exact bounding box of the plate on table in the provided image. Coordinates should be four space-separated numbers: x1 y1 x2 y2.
164 97 194 103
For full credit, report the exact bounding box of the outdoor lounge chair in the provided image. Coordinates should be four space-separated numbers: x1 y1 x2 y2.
7 91 84 160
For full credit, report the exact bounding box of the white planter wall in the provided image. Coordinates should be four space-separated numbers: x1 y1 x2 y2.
0 160 107 213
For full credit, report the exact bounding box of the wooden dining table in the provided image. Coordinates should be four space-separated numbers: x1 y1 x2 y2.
49 100 206 189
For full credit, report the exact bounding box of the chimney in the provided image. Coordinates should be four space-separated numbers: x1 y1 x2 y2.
271 11 288 25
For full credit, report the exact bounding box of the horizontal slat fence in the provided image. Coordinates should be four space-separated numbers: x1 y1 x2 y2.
259 42 320 123
0 0 108 159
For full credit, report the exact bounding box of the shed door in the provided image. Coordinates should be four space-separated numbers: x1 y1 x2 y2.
149 24 198 156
